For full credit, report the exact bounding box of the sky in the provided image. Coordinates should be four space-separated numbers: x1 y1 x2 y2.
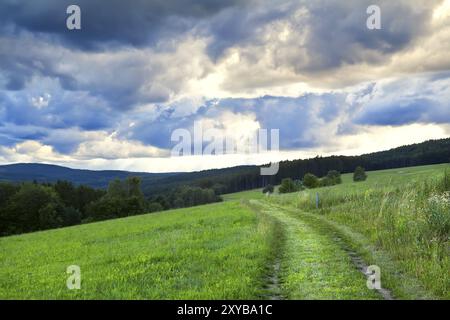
0 0 449 172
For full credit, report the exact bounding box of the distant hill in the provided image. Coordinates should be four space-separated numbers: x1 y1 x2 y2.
141 137 450 195
1 138 449 196
0 163 177 189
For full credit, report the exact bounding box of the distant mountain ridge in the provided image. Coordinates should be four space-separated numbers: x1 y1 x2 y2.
0 163 177 189
1 138 449 195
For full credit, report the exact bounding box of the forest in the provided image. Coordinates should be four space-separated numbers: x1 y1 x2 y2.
1 138 449 236
0 178 221 236
143 138 450 195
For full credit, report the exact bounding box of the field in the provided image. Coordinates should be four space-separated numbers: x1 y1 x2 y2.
1 164 449 299
264 164 450 299
0 202 276 299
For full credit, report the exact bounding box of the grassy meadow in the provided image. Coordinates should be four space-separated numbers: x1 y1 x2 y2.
0 163 449 299
0 201 277 299
266 164 450 298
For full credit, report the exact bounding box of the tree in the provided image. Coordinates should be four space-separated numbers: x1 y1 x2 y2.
353 166 368 182
303 173 320 188
3 183 61 233
154 195 170 210
320 170 342 187
86 196 124 221
62 207 82 226
54 180 76 208
173 197 185 208
319 176 333 187
147 202 164 213
326 170 342 184
279 178 299 194
0 182 20 207
262 184 274 194
75 185 105 218
38 202 64 229
126 176 144 199
107 178 126 198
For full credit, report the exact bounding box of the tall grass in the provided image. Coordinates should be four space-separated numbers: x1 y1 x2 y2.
272 169 450 298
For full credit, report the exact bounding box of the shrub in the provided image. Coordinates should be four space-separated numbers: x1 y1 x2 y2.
353 166 367 182
303 173 320 188
147 202 164 213
279 178 299 194
326 170 342 184
319 176 333 187
295 180 306 191
262 184 274 194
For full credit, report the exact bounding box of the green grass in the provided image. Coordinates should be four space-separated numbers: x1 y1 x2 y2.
1 163 449 299
222 189 265 201
0 201 276 299
265 163 450 299
249 200 380 299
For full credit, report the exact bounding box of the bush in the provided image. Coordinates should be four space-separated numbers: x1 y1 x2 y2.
279 178 299 194
303 173 320 188
319 171 342 187
353 166 367 182
262 184 274 194
147 202 164 213
326 170 342 184
319 176 333 187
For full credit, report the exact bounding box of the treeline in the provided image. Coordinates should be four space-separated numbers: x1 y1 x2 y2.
147 138 450 195
273 167 368 195
0 181 104 235
0 178 221 236
274 169 345 194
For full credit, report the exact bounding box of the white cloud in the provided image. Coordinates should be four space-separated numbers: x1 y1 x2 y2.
31 93 51 109
1 0 450 172
1 123 449 172
74 132 169 160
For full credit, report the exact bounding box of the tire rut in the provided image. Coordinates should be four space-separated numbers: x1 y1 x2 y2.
255 200 394 300
278 203 395 300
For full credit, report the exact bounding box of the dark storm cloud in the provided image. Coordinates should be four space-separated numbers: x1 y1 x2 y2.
1 0 435 63
297 0 435 71
0 0 236 108
201 1 292 60
0 0 243 50
0 0 442 111
198 0 438 73
0 0 448 161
